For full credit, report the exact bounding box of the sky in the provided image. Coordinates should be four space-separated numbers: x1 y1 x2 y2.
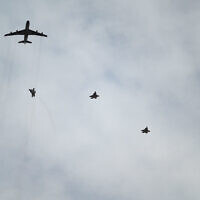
0 0 200 199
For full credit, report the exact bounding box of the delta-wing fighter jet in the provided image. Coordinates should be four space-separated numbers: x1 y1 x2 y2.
4 20 47 43
29 88 36 97
141 126 150 134
89 91 99 99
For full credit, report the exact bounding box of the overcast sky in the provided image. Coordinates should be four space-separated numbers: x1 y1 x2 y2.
0 0 200 199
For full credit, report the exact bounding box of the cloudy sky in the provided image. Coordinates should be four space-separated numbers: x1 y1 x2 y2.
0 0 200 199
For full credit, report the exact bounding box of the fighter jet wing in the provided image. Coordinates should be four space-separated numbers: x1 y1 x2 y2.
28 29 47 37
4 29 26 36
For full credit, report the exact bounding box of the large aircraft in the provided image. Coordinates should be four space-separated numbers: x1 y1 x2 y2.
89 91 99 99
29 88 36 97
4 20 47 43
141 126 150 134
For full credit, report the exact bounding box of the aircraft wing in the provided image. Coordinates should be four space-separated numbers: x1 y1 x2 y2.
28 29 47 37
4 29 26 36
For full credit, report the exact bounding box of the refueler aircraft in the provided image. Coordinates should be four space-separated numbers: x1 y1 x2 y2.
4 20 47 43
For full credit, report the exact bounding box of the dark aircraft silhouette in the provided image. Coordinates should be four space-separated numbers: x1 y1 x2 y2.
141 126 150 134
29 88 36 97
90 91 99 99
4 20 47 43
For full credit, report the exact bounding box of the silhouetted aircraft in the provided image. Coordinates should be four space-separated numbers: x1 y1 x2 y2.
4 20 47 43
29 88 36 97
90 91 99 99
141 126 150 134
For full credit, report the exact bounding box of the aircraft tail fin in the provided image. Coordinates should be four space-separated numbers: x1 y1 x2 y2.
18 40 32 44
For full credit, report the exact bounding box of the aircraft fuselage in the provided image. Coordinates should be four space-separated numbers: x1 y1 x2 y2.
24 20 30 42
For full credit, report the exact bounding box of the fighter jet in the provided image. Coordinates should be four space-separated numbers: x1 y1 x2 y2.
29 88 36 97
4 20 47 43
141 126 150 134
89 91 99 99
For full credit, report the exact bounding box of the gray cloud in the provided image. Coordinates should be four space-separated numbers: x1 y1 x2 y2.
0 0 200 199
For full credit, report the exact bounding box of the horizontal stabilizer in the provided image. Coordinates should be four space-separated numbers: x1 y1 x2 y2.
18 40 32 44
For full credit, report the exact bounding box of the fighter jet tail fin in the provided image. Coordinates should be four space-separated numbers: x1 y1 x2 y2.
18 40 32 44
